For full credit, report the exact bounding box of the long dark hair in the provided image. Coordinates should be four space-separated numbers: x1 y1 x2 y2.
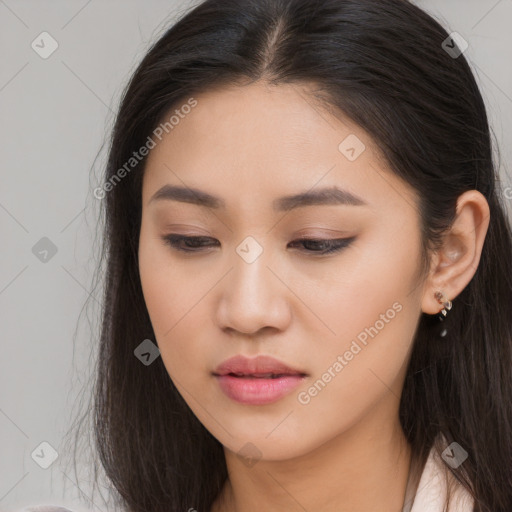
67 0 512 510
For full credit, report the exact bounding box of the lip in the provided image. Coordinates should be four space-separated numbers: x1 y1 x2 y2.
213 354 307 377
213 355 308 405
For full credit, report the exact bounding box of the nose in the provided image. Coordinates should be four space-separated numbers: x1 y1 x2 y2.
215 246 292 336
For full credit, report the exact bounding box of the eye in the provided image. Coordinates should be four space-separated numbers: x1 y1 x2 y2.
161 234 355 255
287 237 356 255
162 235 219 253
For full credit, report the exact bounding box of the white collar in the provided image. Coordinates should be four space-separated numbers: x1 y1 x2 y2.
409 444 474 512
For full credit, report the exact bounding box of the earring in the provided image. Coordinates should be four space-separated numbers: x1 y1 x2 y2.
434 291 452 337
434 291 452 317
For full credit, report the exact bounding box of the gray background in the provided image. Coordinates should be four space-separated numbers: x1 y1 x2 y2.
1 1 511 511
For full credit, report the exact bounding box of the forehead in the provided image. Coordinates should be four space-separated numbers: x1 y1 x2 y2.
141 81 417 215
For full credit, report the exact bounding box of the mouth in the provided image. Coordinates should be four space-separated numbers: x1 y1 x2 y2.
212 354 308 405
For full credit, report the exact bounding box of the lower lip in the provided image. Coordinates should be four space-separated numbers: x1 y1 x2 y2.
214 374 306 405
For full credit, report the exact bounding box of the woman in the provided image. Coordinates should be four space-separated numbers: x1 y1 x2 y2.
28 0 512 511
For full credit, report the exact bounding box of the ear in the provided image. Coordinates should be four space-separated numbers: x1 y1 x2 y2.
421 190 490 315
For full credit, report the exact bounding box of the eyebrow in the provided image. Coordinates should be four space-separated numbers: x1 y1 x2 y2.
148 184 368 211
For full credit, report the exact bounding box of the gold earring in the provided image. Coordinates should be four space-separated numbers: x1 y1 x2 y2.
434 291 452 317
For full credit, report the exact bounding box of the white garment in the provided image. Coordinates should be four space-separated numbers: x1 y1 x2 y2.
409 445 474 512
20 445 475 512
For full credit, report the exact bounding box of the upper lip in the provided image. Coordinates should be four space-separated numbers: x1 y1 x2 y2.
213 355 307 377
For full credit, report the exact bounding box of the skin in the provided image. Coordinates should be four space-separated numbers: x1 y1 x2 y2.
137 81 490 512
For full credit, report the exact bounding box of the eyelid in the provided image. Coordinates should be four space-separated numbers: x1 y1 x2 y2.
293 227 351 237
160 224 211 236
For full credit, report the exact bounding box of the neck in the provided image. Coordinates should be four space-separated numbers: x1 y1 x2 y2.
211 402 413 512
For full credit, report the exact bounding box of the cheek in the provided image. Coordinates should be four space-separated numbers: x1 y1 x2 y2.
138 230 206 376
292 289 419 449
295 226 422 397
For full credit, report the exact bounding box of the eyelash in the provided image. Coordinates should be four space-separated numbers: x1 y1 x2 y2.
161 235 355 256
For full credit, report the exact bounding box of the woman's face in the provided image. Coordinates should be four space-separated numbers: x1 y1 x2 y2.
138 81 427 460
